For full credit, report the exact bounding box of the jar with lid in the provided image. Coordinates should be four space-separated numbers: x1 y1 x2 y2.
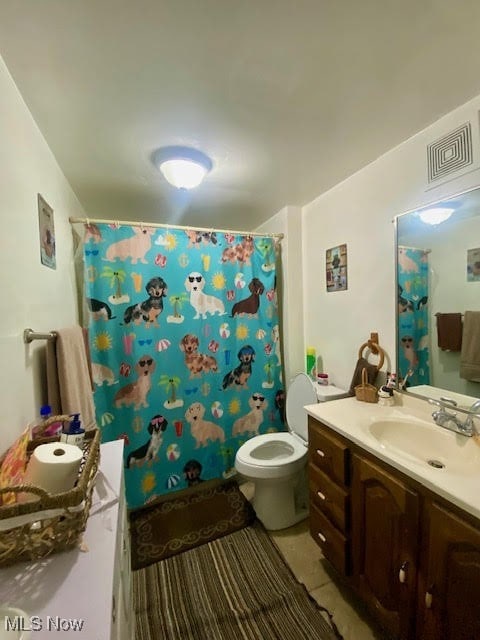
317 373 329 385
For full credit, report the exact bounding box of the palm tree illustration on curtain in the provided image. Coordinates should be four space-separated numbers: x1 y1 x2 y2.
168 292 189 323
100 266 129 304
159 375 182 409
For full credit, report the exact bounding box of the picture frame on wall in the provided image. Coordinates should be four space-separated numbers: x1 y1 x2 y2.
467 247 480 281
38 193 56 269
326 243 347 292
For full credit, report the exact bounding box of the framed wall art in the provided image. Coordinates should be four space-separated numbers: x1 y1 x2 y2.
326 243 347 292
38 193 56 269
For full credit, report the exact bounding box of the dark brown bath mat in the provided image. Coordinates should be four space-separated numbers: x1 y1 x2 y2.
129 477 256 570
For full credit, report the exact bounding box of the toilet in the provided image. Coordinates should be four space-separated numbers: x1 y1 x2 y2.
235 373 347 530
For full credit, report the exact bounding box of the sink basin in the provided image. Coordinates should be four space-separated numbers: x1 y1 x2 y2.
368 418 480 475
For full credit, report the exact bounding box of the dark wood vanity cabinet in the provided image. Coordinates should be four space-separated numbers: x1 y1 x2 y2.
416 501 480 640
351 454 419 640
308 416 480 640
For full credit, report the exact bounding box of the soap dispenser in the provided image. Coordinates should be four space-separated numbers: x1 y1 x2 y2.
60 413 85 448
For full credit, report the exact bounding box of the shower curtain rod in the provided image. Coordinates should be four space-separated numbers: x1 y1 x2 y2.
398 244 431 253
69 216 284 240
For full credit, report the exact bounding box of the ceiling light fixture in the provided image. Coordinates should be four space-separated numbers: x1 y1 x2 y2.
153 146 213 189
418 207 455 225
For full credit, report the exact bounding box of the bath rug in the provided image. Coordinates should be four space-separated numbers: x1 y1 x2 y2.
129 478 256 570
133 519 342 640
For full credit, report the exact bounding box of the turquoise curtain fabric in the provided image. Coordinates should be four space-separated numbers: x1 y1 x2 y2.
83 223 285 508
397 246 430 387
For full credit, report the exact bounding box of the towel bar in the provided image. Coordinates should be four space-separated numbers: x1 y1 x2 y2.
23 328 57 343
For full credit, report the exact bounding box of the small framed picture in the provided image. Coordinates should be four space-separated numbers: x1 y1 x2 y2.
467 247 480 281
326 243 347 292
38 194 56 269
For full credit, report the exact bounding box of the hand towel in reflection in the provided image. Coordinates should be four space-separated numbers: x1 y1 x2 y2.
46 326 96 430
436 313 463 351
460 311 480 381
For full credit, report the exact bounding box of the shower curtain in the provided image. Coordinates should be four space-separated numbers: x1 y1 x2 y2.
82 223 285 508
397 246 430 387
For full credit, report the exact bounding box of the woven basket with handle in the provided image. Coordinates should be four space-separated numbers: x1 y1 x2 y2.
354 367 378 403
0 417 100 567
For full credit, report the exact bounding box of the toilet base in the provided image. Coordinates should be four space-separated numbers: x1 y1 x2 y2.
251 470 309 531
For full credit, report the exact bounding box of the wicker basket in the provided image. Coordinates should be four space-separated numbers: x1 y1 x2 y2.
354 367 378 403
0 423 100 567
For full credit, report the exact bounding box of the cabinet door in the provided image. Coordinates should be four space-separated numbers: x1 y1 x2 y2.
419 501 480 640
352 454 419 640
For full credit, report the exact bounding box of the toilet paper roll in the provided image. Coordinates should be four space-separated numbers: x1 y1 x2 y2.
23 442 83 495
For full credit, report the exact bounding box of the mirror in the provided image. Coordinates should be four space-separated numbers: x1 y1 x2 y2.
395 186 480 409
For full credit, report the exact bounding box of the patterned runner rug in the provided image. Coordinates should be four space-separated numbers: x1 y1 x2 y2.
129 478 256 570
133 520 343 640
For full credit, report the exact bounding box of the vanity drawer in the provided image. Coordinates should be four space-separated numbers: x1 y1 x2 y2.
310 502 350 576
309 463 349 533
308 421 350 487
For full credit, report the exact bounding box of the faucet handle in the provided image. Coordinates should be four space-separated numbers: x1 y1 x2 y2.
439 396 458 407
428 397 456 412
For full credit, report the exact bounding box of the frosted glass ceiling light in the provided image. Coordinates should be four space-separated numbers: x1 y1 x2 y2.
418 207 455 225
153 146 213 189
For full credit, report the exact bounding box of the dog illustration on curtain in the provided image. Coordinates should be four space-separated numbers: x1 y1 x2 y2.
123 276 168 327
114 355 155 409
184 272 226 319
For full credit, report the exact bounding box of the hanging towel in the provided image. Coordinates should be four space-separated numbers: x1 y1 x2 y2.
460 311 480 382
436 313 463 351
46 326 96 430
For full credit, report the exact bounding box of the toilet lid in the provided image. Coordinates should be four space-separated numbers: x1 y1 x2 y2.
286 373 317 441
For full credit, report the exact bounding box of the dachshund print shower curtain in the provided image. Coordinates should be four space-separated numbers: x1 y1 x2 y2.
397 246 430 388
83 223 285 508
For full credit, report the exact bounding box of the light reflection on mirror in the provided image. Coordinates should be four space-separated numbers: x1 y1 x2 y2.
395 186 480 409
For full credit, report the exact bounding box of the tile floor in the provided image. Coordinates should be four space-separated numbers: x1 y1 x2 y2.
240 482 388 640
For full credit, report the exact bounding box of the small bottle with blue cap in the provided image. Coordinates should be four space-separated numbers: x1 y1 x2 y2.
60 413 85 448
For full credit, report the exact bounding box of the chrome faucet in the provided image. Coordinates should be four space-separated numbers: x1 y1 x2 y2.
469 399 480 413
429 397 479 437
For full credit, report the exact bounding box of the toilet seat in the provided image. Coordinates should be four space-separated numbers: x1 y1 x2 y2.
235 432 307 477
235 374 317 479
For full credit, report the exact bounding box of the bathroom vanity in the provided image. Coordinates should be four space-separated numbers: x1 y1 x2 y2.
306 394 480 640
0 440 133 640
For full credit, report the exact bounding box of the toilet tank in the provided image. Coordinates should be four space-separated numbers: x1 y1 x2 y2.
315 383 348 402
286 374 348 442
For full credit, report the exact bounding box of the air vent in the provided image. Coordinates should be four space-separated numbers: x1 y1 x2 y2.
427 122 472 182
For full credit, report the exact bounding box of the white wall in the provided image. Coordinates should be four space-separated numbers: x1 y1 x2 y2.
0 56 86 453
301 94 480 394
428 214 480 396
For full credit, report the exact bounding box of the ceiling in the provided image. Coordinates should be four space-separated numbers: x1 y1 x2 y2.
2 1 480 231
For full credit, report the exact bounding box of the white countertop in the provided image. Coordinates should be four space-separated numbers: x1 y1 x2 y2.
0 440 124 639
305 393 480 521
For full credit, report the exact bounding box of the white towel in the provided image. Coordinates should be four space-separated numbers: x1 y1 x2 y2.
46 326 96 430
460 311 480 382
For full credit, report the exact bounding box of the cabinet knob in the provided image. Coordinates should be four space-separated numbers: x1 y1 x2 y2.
316 449 325 458
316 490 326 501
398 561 408 584
317 531 327 543
425 585 434 609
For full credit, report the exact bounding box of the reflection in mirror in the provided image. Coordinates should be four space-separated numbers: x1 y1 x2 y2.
395 186 480 409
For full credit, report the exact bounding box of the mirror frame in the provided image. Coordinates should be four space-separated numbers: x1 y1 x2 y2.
393 185 480 405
